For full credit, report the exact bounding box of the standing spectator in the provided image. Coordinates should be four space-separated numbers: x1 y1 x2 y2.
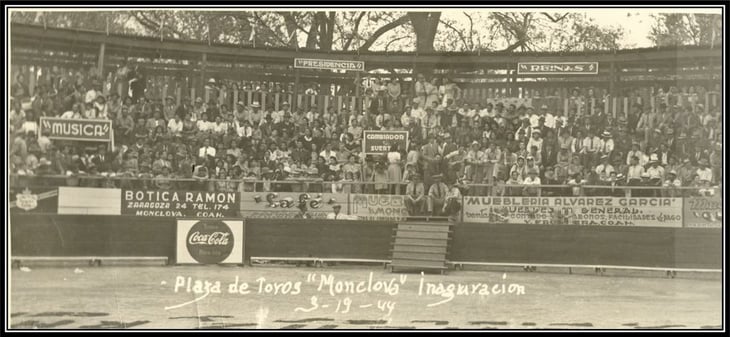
425 77 440 108
372 162 389 195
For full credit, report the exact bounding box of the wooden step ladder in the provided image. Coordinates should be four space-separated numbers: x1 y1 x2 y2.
389 222 452 274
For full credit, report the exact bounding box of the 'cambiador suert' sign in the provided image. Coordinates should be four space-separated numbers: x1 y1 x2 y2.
40 117 112 142
363 130 409 155
122 190 240 218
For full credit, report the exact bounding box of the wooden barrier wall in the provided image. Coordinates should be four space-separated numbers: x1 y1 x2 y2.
9 214 721 270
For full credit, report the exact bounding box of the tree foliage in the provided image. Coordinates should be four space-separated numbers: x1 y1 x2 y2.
649 13 722 47
11 10 629 52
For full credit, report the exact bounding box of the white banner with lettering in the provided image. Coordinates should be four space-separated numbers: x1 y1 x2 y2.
462 197 683 228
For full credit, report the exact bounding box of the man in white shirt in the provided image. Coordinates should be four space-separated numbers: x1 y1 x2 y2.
198 138 216 158
196 114 212 132
21 114 39 135
582 130 601 167
626 142 646 166
326 204 354 220
528 107 541 129
458 103 476 119
319 142 338 161
235 117 253 138
522 168 542 196
410 99 425 123
594 155 615 181
662 170 682 197
542 105 556 130
167 116 183 136
626 155 645 185
599 131 615 157
696 159 713 182
646 159 665 182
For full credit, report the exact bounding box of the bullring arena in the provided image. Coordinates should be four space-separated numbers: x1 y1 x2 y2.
7 6 724 331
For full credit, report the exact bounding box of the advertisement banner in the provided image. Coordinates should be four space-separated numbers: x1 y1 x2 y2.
517 62 599 75
240 192 343 219
122 190 240 218
462 197 683 228
349 194 409 221
683 196 722 228
40 117 112 142
176 219 244 264
363 130 409 155
294 58 365 72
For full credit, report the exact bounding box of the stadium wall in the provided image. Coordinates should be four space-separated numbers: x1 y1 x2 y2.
9 214 721 270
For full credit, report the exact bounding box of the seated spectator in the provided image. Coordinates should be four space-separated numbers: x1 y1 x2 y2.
662 170 682 197
405 174 425 216
523 168 541 196
443 180 462 219
695 158 713 183
542 167 562 196
427 174 448 216
567 173 585 196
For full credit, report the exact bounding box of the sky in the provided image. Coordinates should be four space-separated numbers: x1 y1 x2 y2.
586 12 652 48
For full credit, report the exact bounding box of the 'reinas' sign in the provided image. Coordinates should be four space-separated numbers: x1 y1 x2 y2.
517 62 599 75
40 117 112 142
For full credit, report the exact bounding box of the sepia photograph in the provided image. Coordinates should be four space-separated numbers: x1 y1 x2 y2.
5 4 725 331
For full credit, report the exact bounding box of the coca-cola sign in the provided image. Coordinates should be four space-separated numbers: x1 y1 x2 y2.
186 221 234 264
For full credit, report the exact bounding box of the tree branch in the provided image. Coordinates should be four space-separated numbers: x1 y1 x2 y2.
384 36 409 51
359 14 410 51
252 12 289 46
439 19 470 51
343 12 367 50
542 12 569 23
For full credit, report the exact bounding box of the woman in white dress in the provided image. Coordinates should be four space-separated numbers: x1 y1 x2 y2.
387 144 403 195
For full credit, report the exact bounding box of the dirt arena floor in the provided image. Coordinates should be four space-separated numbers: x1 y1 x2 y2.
9 263 723 329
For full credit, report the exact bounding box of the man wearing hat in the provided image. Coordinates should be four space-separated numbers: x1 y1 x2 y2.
526 128 544 154
325 204 353 220
662 170 682 197
427 174 448 216
405 174 426 216
595 154 615 182
695 158 713 183
599 131 614 158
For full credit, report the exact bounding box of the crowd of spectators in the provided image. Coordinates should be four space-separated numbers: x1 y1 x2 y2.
8 65 723 216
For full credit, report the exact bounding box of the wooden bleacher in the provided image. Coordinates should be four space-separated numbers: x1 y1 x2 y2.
389 221 452 274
